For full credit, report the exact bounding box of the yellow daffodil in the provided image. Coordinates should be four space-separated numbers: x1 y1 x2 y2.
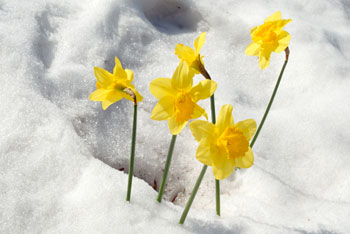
89 56 143 110
245 11 292 70
150 61 217 135
189 104 256 180
175 32 210 78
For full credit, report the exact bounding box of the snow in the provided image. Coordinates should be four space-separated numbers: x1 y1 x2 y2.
1 0 350 233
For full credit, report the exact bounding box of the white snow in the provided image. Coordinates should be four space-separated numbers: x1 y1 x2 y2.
1 0 350 233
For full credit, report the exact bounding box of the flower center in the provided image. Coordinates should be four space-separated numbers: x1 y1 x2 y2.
110 80 128 90
253 22 277 44
174 91 195 123
217 127 249 159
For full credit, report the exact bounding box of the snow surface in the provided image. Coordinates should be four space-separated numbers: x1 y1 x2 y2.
1 0 350 233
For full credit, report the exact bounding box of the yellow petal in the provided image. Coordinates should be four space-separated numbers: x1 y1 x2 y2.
125 69 134 82
150 96 175 121
203 111 208 120
171 62 194 91
108 90 124 101
113 56 123 75
264 11 282 23
245 42 261 56
212 152 235 180
101 90 123 110
199 55 205 64
250 26 258 35
235 147 254 168
111 57 127 80
196 142 214 166
189 120 214 143
175 44 196 63
115 67 127 80
259 49 272 70
274 31 291 53
189 80 217 102
102 100 114 110
168 115 188 135
135 89 143 103
274 19 292 32
189 60 201 74
235 119 257 141
149 78 176 100
89 88 111 101
191 103 207 120
216 104 234 134
94 67 113 88
194 32 206 56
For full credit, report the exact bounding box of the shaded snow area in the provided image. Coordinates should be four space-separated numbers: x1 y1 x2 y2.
1 0 350 233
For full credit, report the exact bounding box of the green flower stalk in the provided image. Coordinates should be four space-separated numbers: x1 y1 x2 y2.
211 94 220 217
157 135 177 202
250 47 289 147
126 90 138 202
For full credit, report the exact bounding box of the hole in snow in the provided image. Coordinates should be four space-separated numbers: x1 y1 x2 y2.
136 0 203 34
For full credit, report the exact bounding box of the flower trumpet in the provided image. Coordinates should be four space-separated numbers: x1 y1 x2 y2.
150 61 216 135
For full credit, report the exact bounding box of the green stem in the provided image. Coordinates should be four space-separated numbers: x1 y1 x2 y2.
250 59 288 148
126 104 137 202
210 94 220 216
157 134 177 203
179 165 208 224
210 94 216 124
215 179 220 216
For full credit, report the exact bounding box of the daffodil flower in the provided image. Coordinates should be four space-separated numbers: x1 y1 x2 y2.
89 56 143 202
189 104 256 180
175 32 210 79
150 61 217 135
179 104 256 223
89 56 143 109
245 11 292 70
